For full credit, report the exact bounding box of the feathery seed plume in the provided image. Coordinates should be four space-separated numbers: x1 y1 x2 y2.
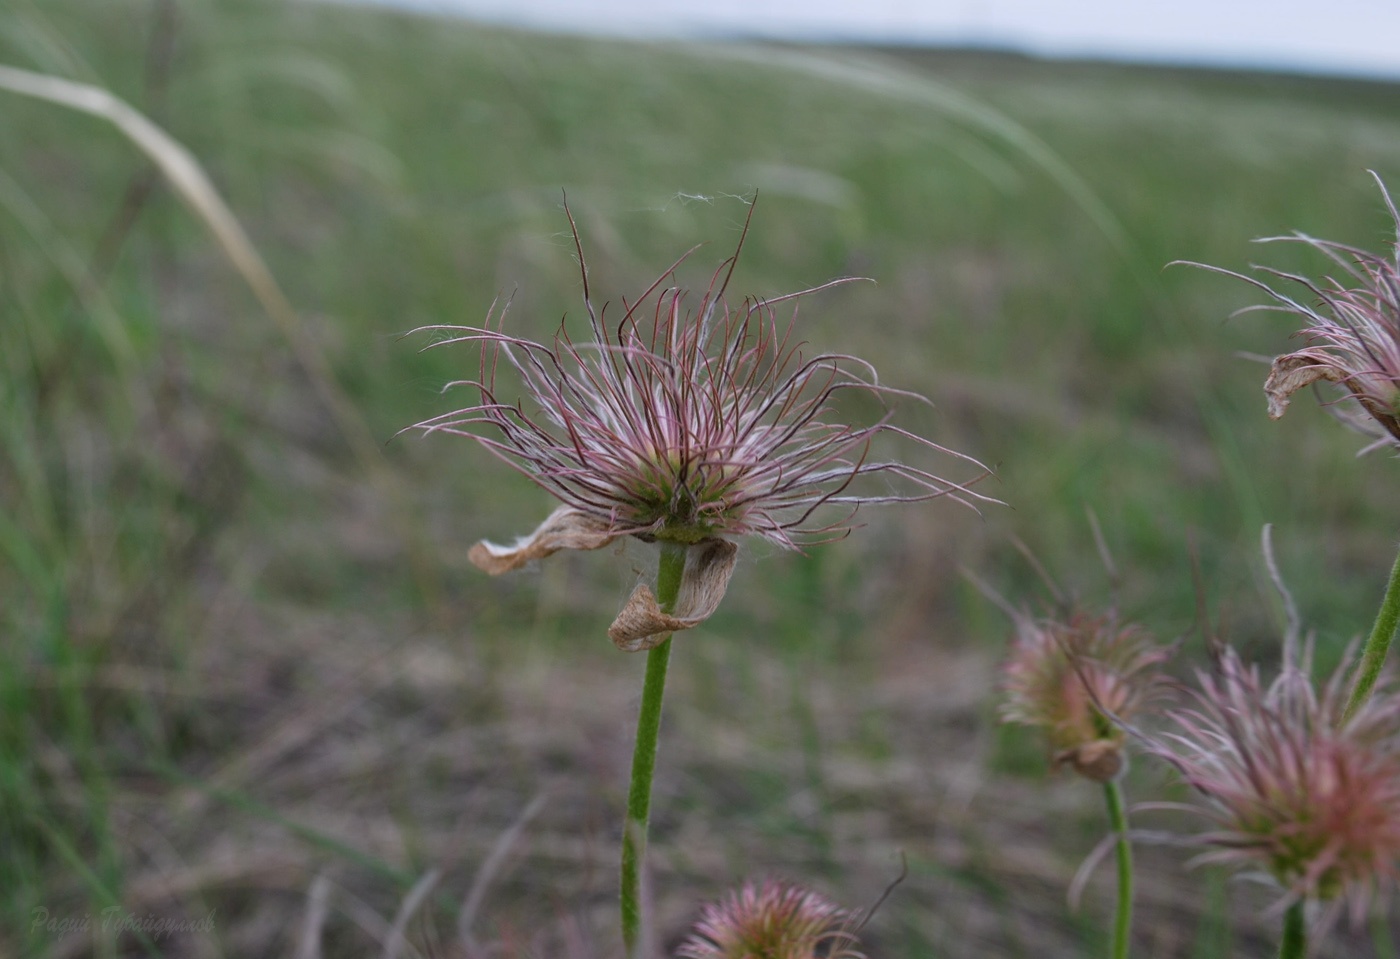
409 203 992 648
1001 609 1169 782
676 878 864 959
1190 173 1400 452
1147 646 1400 926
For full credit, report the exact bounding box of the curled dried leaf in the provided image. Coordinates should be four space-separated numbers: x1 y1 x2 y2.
608 539 739 652
468 506 619 575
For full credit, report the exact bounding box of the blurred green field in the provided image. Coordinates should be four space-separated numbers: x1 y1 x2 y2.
5 0 1400 955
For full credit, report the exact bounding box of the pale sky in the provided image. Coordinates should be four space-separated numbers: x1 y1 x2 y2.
352 0 1400 80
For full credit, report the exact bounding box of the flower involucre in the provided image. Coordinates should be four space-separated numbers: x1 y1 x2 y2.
1148 648 1400 923
410 205 991 648
1197 173 1400 451
676 878 865 959
1000 609 1169 782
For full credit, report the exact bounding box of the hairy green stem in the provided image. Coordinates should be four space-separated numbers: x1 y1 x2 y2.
620 541 687 956
1278 902 1306 959
1103 780 1133 959
1345 541 1400 723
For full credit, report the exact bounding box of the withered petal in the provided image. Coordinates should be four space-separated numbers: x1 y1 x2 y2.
468 506 620 575
1264 352 1345 420
1056 738 1124 783
608 539 739 652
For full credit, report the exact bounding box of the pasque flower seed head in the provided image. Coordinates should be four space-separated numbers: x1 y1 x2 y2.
1148 647 1400 924
1188 173 1400 452
676 878 865 959
1001 608 1169 782
409 204 992 648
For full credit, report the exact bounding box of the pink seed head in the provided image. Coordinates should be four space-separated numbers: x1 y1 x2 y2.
676 878 864 959
1194 174 1400 452
408 205 993 549
1000 609 1169 781
1148 647 1400 923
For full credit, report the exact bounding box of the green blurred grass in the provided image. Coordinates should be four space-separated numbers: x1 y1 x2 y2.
4 0 1400 955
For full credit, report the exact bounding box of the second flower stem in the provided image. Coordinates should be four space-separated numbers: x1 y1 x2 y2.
1345 540 1400 723
620 541 687 956
1279 902 1306 959
1103 779 1133 959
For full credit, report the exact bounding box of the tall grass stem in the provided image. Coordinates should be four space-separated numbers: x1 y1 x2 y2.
1104 779 1133 959
1345 541 1400 722
0 65 443 608
621 541 687 954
